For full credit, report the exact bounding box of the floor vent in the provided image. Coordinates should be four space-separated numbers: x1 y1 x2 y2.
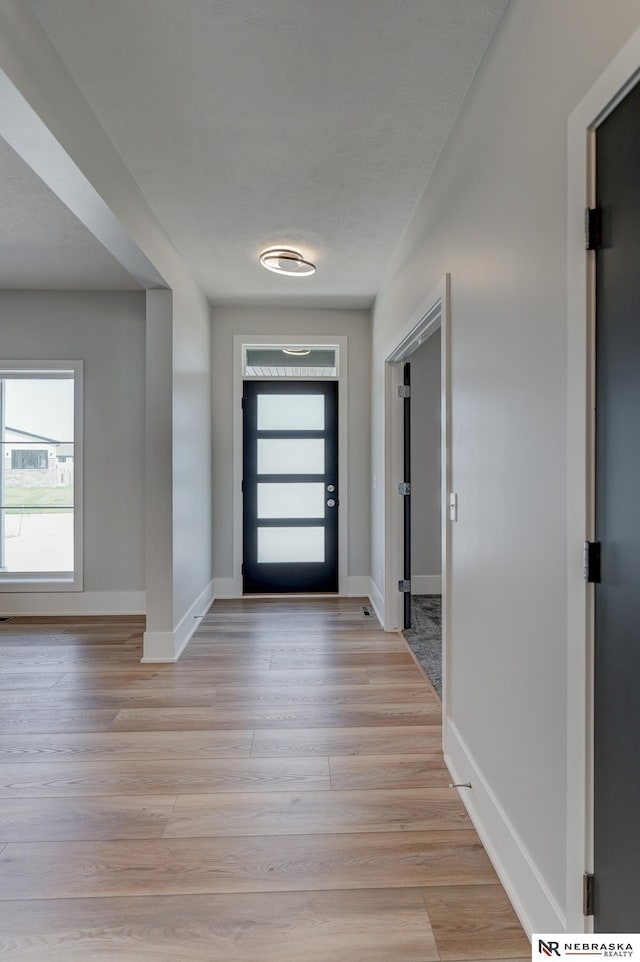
362 606 371 617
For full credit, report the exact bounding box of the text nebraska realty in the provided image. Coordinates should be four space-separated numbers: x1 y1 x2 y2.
540 942 634 958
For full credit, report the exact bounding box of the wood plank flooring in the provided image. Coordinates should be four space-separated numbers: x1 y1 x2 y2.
0 598 530 960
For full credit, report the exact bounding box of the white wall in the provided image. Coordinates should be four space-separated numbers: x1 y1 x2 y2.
0 290 145 613
371 0 640 934
410 330 441 590
211 307 371 589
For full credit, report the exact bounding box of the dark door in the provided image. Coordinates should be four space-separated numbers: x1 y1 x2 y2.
594 78 640 931
403 362 412 629
243 380 338 593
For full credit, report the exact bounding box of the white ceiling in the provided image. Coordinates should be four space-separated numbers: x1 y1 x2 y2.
21 0 510 306
0 138 140 290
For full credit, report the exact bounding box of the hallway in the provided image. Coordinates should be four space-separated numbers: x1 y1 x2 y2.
0 598 529 960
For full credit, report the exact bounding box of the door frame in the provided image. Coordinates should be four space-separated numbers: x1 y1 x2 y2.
567 25 640 933
383 275 451 730
231 334 349 597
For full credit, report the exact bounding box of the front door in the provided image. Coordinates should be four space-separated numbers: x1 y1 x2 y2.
593 77 640 931
242 380 338 593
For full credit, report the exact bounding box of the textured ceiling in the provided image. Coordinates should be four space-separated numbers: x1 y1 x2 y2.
0 138 140 290
25 0 510 305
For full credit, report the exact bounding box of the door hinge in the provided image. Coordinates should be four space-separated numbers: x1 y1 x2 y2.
241 396 246 409
583 541 601 583
398 482 411 496
583 873 595 917
398 579 411 593
241 563 244 575
585 207 602 251
398 385 411 398
241 479 244 492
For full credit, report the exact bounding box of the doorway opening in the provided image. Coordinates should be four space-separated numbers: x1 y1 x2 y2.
402 330 443 697
384 276 451 712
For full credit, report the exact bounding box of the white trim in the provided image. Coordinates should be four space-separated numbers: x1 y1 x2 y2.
346 576 371 597
0 590 145 615
142 578 214 663
367 577 385 627
212 577 236 599
0 576 78 592
445 718 564 938
140 630 176 663
567 25 640 933
382 275 451 747
385 299 443 364
232 334 349 596
0 359 83 593
411 575 442 595
384 358 403 629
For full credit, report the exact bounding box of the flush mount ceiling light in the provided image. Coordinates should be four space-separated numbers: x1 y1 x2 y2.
282 347 311 356
259 247 316 277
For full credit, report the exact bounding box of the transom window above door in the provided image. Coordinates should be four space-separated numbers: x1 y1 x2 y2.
243 345 339 378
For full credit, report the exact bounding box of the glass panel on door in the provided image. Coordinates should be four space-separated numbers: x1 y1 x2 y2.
257 527 325 563
257 482 325 519
257 438 325 475
257 394 325 430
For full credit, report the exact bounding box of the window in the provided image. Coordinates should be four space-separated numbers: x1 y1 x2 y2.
243 344 339 378
0 362 82 590
11 449 49 469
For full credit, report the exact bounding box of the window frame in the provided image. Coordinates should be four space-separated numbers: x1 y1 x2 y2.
0 360 83 592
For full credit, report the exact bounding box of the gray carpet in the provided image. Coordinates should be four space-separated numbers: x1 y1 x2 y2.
403 594 442 697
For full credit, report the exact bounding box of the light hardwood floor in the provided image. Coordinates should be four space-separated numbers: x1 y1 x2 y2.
0 598 530 961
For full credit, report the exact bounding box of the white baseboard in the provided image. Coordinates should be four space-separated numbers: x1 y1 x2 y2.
367 577 385 627
213 577 239 598
444 718 565 937
142 579 214 662
0 590 146 616
139 630 176 662
346 576 371 596
411 575 442 594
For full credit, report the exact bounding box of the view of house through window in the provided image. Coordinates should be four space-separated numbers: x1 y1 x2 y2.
0 372 75 578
